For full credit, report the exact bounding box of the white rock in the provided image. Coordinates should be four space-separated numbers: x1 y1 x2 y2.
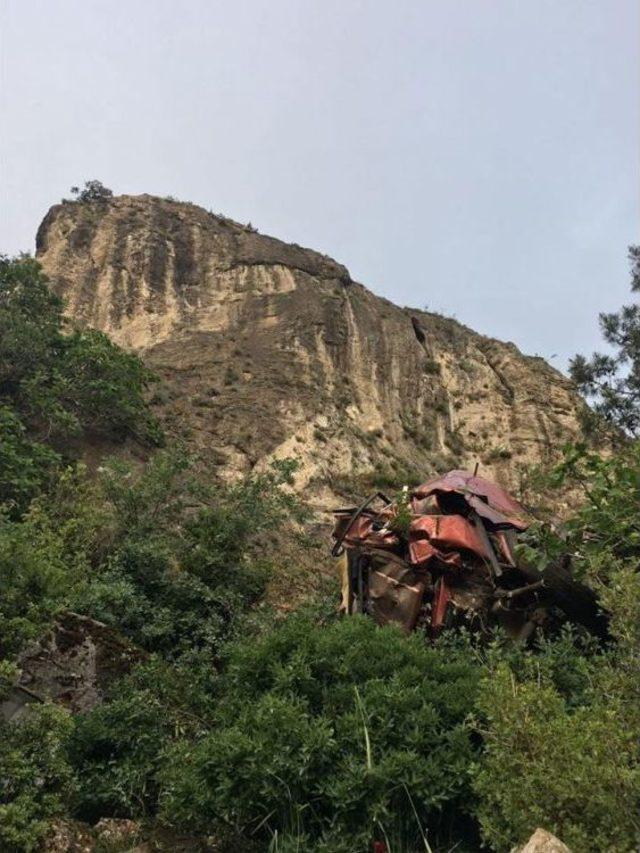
513 827 571 853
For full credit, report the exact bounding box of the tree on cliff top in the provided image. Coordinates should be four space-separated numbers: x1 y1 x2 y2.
68 180 113 203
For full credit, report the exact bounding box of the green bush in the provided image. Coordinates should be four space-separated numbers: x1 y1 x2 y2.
0 705 76 852
520 442 640 706
0 507 78 655
69 453 297 657
473 442 640 853
59 455 302 826
69 180 114 204
0 465 105 655
472 666 640 853
0 255 162 516
0 406 61 517
159 616 481 851
70 659 209 822
47 328 163 444
0 255 161 445
480 626 605 710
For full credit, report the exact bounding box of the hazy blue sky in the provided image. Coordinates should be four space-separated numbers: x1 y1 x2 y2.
1 0 638 370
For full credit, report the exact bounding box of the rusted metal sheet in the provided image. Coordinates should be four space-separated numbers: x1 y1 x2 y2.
367 550 428 633
431 577 452 632
412 469 530 530
408 514 494 565
333 510 399 551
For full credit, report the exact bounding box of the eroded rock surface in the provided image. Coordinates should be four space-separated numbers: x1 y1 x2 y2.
13 611 146 715
37 194 586 496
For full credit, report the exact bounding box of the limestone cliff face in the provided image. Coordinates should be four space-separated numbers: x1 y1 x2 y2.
36 194 584 497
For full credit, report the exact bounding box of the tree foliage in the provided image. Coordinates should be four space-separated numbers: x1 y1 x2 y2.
473 665 639 853
68 180 114 204
70 451 299 659
0 255 162 516
0 704 76 852
0 449 304 848
0 407 60 515
570 246 640 436
472 442 640 852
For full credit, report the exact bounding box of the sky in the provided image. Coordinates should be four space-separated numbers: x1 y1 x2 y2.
1 0 638 371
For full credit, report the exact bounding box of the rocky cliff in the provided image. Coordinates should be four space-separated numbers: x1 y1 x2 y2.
36 194 585 499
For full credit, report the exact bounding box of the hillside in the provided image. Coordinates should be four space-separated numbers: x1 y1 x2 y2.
36 194 585 498
1 215 638 853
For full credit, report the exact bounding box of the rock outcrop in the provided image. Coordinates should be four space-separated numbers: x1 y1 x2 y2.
3 612 147 720
37 194 585 498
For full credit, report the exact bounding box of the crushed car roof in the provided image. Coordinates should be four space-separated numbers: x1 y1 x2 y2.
412 469 530 530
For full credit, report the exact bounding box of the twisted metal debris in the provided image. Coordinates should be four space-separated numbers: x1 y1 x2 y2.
332 469 606 640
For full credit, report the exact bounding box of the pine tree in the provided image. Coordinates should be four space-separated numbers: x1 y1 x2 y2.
570 246 640 436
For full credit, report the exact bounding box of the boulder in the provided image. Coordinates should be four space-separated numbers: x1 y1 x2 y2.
514 827 571 853
2 611 147 721
94 818 141 848
41 819 94 853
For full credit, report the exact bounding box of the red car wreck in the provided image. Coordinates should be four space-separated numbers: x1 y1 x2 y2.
332 469 608 640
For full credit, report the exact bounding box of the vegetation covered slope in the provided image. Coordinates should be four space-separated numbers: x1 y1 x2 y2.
0 248 639 852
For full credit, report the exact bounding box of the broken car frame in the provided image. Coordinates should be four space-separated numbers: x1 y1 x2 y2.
331 470 607 641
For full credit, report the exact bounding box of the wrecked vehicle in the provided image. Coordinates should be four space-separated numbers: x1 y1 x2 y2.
332 469 608 640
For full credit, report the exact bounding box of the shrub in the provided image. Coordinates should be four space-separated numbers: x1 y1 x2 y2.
49 328 163 444
0 466 106 656
0 254 162 515
61 456 302 825
159 616 481 851
473 441 640 852
70 453 298 657
522 442 640 654
0 406 61 517
483 445 512 463
0 705 76 852
70 658 211 822
472 666 640 853
0 508 78 656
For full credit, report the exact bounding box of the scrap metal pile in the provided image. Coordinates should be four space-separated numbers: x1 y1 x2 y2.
331 470 606 640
